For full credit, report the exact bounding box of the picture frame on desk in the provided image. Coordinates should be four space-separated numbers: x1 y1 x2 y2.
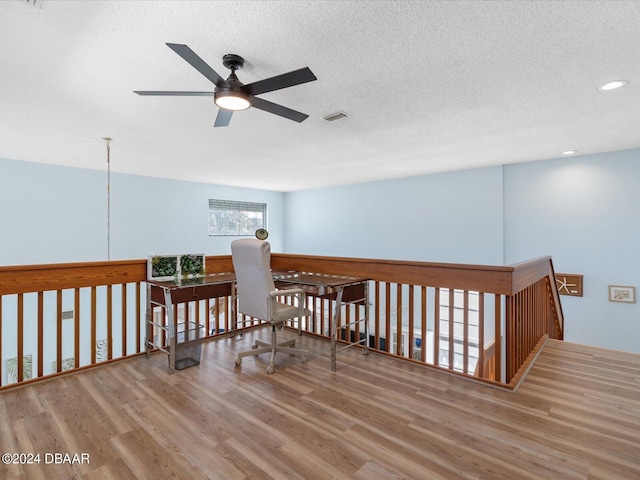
180 253 206 278
147 253 206 281
148 254 180 281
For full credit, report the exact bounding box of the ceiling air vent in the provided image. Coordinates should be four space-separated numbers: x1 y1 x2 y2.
320 111 350 123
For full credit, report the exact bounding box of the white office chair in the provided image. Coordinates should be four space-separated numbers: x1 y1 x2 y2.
231 238 310 374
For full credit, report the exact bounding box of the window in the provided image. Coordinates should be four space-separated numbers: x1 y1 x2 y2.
208 199 267 236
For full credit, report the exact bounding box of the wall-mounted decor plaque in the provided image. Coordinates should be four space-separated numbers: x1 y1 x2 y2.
555 273 583 297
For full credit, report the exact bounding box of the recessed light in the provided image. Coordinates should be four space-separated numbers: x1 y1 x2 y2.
562 150 577 155
598 80 628 91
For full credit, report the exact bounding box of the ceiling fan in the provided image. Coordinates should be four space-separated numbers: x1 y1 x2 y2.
134 43 317 127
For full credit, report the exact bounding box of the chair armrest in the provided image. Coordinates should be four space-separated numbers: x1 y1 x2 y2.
269 288 309 320
269 288 305 298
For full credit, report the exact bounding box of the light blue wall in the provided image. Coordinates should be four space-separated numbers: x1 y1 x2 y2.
284 166 505 265
0 157 285 265
0 158 286 383
1 158 107 264
3 149 639 355
284 151 640 354
504 149 640 353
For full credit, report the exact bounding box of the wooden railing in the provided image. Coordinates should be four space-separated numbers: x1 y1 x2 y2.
272 254 563 387
0 254 562 390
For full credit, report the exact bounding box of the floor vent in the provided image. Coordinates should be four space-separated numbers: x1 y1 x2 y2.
321 111 350 123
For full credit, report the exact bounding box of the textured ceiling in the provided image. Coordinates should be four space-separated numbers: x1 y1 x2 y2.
1 1 639 191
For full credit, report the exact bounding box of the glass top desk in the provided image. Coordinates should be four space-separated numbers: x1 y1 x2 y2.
273 272 370 371
146 271 370 373
146 273 236 373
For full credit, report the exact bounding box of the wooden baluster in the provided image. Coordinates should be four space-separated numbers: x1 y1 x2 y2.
122 284 128 357
91 286 97 365
421 286 427 363
0 296 2 385
434 288 440 366
18 293 24 382
396 284 402 356
344 297 351 342
494 294 502 382
511 291 517 378
56 290 62 372
216 298 222 334
73 288 80 368
38 291 44 375
136 282 141 353
107 285 113 360
205 298 211 336
385 282 391 353
477 293 485 378
408 285 414 360
374 281 380 350
312 296 317 335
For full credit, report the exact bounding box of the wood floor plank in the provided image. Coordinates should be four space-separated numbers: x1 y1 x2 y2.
0 335 639 479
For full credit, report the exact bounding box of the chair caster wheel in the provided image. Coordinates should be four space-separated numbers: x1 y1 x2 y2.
266 366 275 374
235 358 242 366
301 356 308 363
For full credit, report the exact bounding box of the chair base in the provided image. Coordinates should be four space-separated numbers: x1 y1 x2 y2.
235 325 308 374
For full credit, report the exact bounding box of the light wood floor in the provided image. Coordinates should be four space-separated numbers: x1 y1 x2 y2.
1 330 639 480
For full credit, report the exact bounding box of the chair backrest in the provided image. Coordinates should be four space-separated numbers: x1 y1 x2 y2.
231 238 276 321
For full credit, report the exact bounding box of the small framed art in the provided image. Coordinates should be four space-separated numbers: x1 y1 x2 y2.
608 285 635 303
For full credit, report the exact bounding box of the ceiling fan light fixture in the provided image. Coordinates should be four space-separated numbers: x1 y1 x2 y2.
215 90 251 111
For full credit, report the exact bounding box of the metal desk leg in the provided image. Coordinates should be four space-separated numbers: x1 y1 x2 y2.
331 287 345 372
145 283 152 359
165 290 176 374
363 281 370 355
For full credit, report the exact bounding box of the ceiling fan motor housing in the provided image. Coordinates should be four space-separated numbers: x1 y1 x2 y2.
222 54 244 71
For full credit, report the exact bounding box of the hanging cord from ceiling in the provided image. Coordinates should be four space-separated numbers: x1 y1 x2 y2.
102 137 112 261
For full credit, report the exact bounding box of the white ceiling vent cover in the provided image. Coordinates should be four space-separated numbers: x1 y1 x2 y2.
23 0 44 8
321 111 350 123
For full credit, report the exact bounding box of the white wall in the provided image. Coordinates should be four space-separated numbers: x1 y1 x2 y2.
504 149 640 353
0 157 285 265
284 166 504 265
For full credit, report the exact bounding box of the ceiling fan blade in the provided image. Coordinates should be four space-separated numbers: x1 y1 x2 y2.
134 91 214 96
166 43 230 88
250 97 309 123
214 108 233 127
242 67 317 96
